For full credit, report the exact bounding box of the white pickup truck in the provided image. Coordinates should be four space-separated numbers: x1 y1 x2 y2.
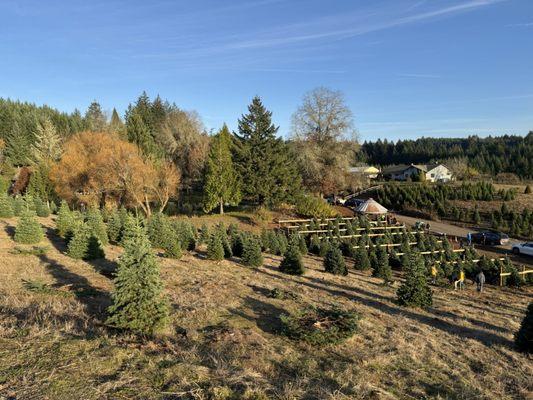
512 242 533 257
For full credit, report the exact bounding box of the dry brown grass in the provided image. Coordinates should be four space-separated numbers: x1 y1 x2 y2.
0 216 532 399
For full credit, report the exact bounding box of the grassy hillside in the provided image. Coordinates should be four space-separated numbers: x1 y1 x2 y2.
0 216 531 399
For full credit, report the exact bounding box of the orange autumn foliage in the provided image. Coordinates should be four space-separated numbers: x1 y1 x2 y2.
50 131 179 214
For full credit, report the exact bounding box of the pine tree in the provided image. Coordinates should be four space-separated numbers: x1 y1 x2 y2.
161 232 182 259
242 235 263 267
324 245 348 276
397 253 433 308
309 234 321 255
56 200 73 237
279 242 305 275
373 246 392 283
233 96 301 206
85 101 107 131
14 209 44 244
30 117 62 164
203 124 241 214
147 213 172 248
207 232 224 261
67 222 90 259
199 223 209 245
354 246 371 271
319 239 331 257
515 302 533 353
0 193 14 218
33 196 50 217
12 196 25 216
86 207 108 245
86 234 105 260
107 209 122 243
106 223 169 335
119 214 138 247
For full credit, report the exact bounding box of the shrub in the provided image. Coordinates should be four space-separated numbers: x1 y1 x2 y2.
0 193 14 218
324 245 347 276
86 207 108 246
207 232 224 261
242 235 263 267
14 210 44 244
279 243 305 275
106 223 169 335
397 253 433 308
281 306 359 345
515 302 533 353
295 194 337 219
56 200 73 237
373 246 392 283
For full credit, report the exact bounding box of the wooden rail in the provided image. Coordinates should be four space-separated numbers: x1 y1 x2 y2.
500 265 533 286
289 224 406 232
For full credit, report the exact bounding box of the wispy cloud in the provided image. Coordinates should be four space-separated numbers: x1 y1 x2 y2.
396 73 442 79
506 22 533 27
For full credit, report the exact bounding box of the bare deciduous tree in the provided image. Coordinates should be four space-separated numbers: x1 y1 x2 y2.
291 87 359 196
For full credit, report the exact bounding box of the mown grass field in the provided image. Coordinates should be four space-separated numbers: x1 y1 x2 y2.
0 216 532 399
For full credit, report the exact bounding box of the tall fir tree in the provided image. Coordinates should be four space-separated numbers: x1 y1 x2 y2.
106 223 169 335
85 101 107 132
233 96 301 206
203 124 241 214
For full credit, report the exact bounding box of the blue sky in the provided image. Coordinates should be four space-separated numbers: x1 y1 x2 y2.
1 0 532 141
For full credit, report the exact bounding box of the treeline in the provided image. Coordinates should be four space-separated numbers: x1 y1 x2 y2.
0 88 360 215
357 134 533 179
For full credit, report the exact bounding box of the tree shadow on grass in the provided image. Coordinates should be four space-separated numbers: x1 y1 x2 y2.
255 268 514 348
229 295 287 334
38 254 112 321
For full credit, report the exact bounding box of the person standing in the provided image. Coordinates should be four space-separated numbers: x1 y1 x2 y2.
454 269 465 290
475 270 486 292
431 265 438 284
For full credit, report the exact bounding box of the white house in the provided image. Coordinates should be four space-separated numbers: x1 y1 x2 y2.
382 163 452 182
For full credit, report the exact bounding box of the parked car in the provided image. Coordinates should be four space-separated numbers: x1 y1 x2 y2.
512 242 533 256
344 197 361 207
469 231 509 246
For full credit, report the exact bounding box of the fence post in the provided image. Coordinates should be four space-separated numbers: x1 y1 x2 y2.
500 264 503 287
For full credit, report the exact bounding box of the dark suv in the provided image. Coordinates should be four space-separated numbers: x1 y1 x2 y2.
470 231 509 246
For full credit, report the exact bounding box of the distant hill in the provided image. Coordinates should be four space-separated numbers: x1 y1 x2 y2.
357 133 533 179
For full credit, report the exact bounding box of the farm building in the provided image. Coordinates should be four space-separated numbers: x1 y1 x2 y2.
381 163 452 182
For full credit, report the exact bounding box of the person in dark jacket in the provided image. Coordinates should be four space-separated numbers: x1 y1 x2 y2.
475 270 486 292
